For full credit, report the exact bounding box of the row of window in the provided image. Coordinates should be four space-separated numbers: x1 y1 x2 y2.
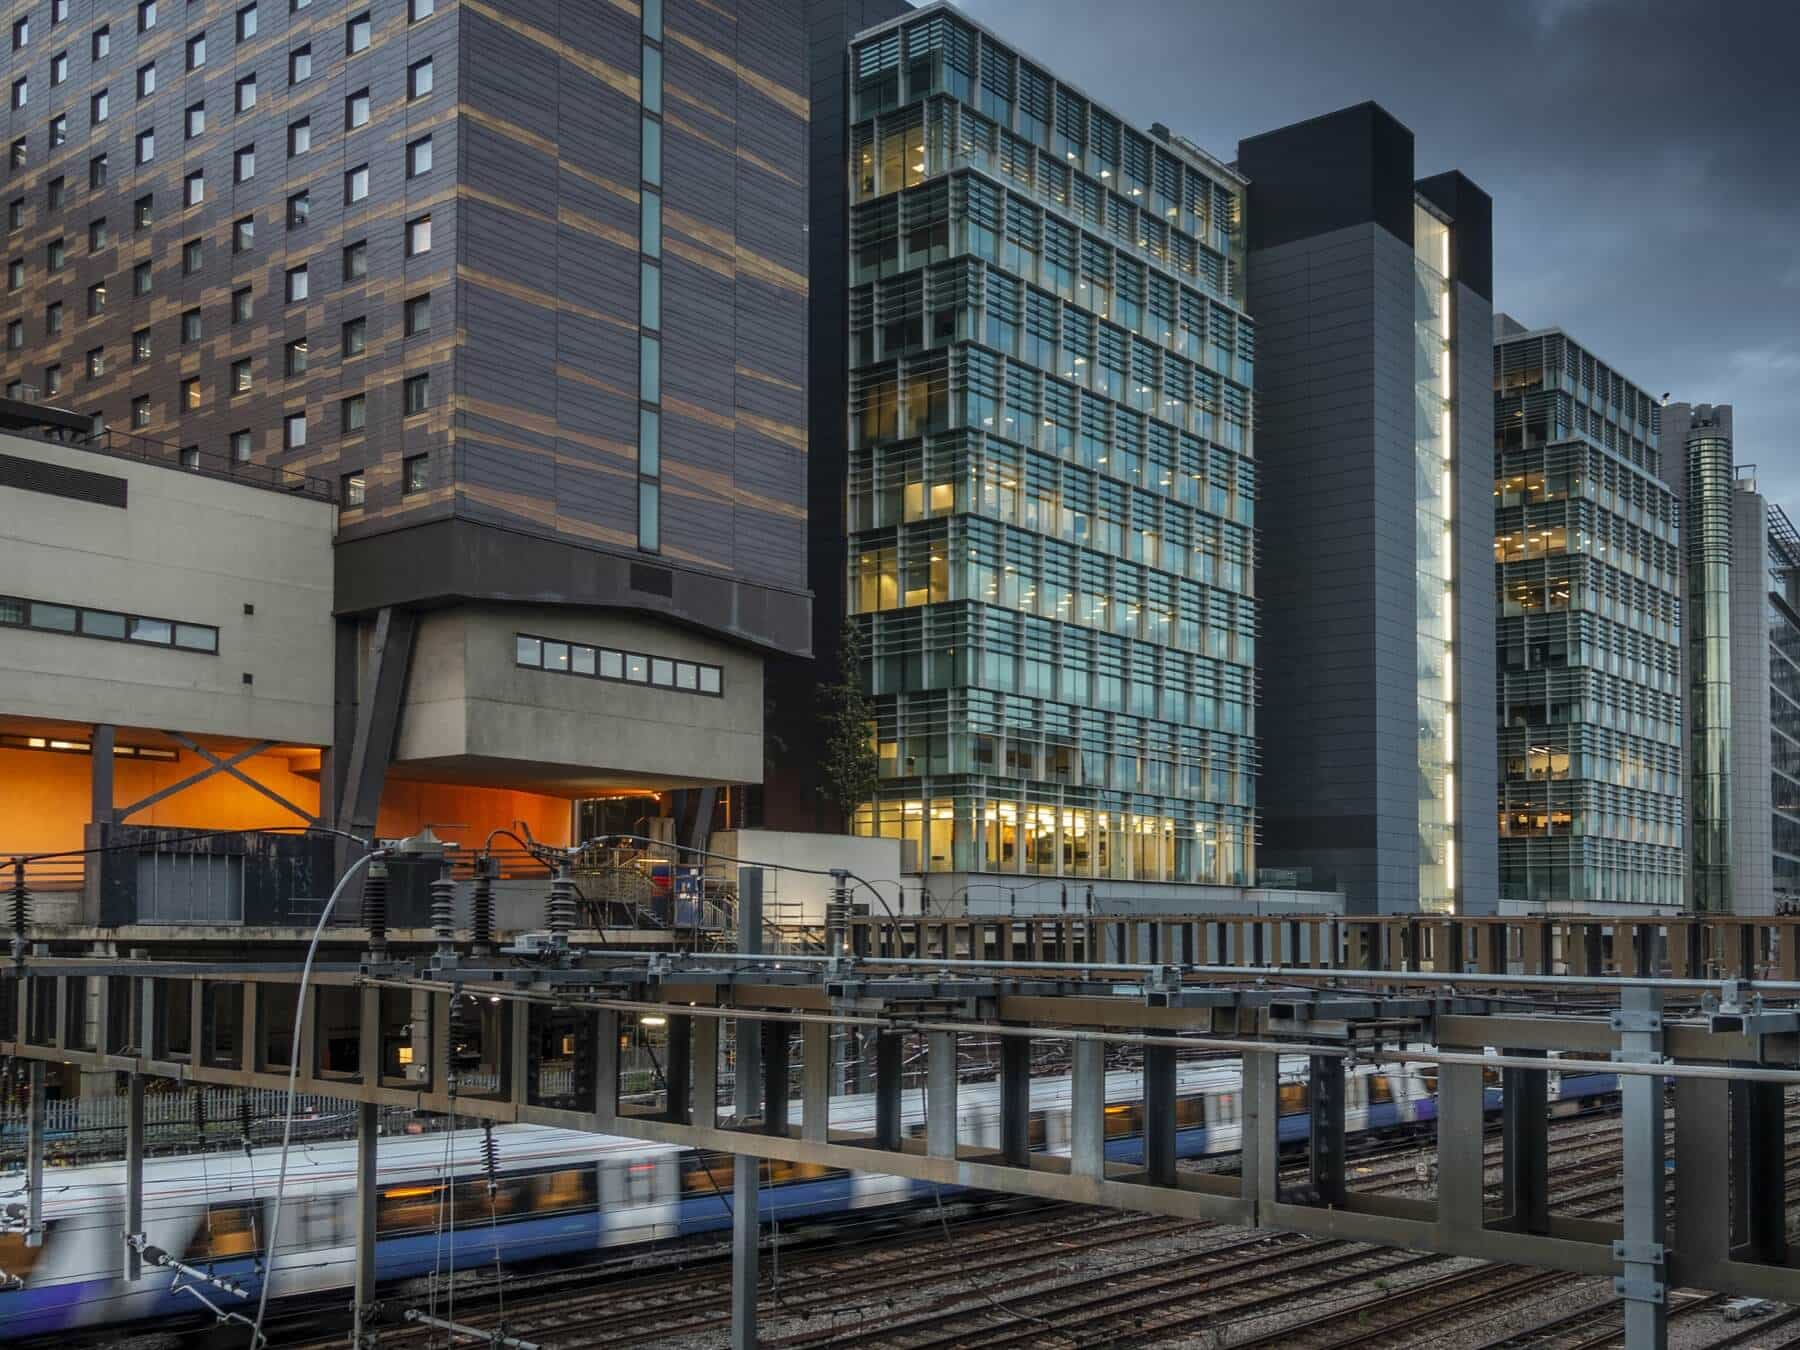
0 730 178 760
514 632 724 697
0 594 218 652
634 0 665 555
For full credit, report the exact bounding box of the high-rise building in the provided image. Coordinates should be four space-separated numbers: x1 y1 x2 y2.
829 3 1261 907
1237 104 1495 915
1 0 810 894
1491 317 1683 912
1663 402 1736 910
1724 479 1800 914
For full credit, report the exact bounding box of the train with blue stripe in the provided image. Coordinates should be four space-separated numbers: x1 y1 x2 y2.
0 1057 1618 1339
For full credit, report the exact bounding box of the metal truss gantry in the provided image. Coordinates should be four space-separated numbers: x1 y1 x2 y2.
5 899 1800 1349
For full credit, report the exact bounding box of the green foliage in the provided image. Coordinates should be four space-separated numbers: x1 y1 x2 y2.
819 618 878 827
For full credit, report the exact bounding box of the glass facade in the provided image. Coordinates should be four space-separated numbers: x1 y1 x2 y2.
1767 508 1800 907
1684 419 1734 910
1493 329 1684 907
844 12 1257 889
1414 203 1456 912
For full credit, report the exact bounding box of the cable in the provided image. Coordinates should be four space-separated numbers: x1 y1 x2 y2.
247 845 378 1347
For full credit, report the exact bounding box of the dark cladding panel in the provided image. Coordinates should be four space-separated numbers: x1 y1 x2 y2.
1415 170 1493 302
1237 102 1414 253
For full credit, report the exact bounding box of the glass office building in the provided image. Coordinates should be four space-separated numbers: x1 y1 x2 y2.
841 7 1258 899
1493 319 1684 908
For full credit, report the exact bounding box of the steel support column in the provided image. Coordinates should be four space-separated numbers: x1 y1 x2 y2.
352 1101 379 1345
760 1020 790 1136
1143 1042 1176 1185
1737 1080 1788 1262
999 1034 1031 1165
927 1029 958 1159
1070 1036 1105 1179
594 1008 620 1127
24 1060 45 1248
1437 1062 1485 1239
736 869 763 1122
1500 1049 1549 1234
664 1013 691 1124
123 1071 144 1280
1673 1076 1731 1280
874 1031 902 1150
1242 1049 1279 1213
1307 1055 1346 1207
731 1150 758 1350
801 1020 830 1143
693 1016 719 1131
1617 987 1666 1350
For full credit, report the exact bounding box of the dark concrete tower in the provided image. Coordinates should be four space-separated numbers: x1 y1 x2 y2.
1238 104 1496 915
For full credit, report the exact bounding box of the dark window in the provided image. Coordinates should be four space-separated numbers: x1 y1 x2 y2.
234 145 254 182
231 286 251 322
230 429 252 461
406 135 432 178
403 373 429 415
404 293 430 335
285 265 308 301
138 1 156 33
180 308 200 342
345 88 369 128
405 214 431 256
236 4 257 41
135 129 154 165
289 45 311 84
409 0 433 19
341 468 366 503
233 215 253 252
132 261 150 295
403 453 428 493
343 239 368 279
91 26 109 59
86 280 106 315
131 394 151 427
283 411 306 448
284 337 308 375
85 347 104 378
87 217 108 250
344 164 368 203
136 61 155 97
346 11 370 53
184 169 205 206
134 194 152 228
132 327 149 361
408 57 432 99
186 101 205 139
341 396 365 433
46 176 63 208
288 118 310 156
287 191 310 228
342 316 366 355
44 300 62 332
230 358 251 393
236 73 256 111
91 87 108 122
183 238 201 273
186 31 205 70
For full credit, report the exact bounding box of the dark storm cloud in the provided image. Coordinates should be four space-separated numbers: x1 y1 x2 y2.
960 0 1800 500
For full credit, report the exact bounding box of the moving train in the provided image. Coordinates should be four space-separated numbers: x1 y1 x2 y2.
0 1058 1618 1339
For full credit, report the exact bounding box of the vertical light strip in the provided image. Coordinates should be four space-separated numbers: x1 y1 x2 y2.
635 0 665 552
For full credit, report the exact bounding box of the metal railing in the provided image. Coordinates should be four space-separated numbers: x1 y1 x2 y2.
90 426 337 502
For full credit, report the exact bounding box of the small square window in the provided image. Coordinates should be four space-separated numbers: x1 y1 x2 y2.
235 145 254 182
343 239 368 279
186 32 205 70
138 1 157 33
185 170 206 207
571 645 595 675
91 88 109 123
289 45 311 84
137 61 155 97
88 217 108 250
343 316 366 355
410 0 434 20
236 4 257 42
87 347 105 378
91 25 109 59
403 373 430 415
45 300 63 333
516 635 542 666
186 101 205 138
182 237 202 273
286 265 308 301
232 286 252 322
86 281 106 315
180 445 198 471
346 11 370 53
406 135 432 177
404 293 431 336
135 129 155 165
341 468 366 503
236 74 256 111
131 394 151 427
406 214 431 256
134 194 152 228
699 666 722 695
230 429 252 461
181 376 200 410
180 308 201 342
344 164 369 203
287 191 310 228
284 411 306 448
231 357 252 393
233 215 254 252
132 261 151 295
341 394 366 432
600 649 624 679
408 57 433 99
288 118 311 156
132 327 150 361
285 337 308 375
403 453 428 493
345 88 370 129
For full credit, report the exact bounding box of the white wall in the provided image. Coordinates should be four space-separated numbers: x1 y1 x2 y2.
0 432 335 743
710 829 907 925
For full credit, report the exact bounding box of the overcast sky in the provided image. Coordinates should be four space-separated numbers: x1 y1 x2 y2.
960 0 1800 506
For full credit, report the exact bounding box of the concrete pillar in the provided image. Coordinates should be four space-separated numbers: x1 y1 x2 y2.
1241 1049 1279 1214
1501 1050 1549 1234
1070 1038 1105 1180
594 1008 620 1127
693 1016 719 1131
24 1060 45 1248
731 1153 758 1350
874 1031 902 1150
664 1013 691 1123
1618 987 1666 1350
760 1021 790 1136
998 1035 1030 1165
90 724 115 825
1436 1063 1485 1239
1143 1042 1175 1186
927 1030 958 1159
801 1021 830 1143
